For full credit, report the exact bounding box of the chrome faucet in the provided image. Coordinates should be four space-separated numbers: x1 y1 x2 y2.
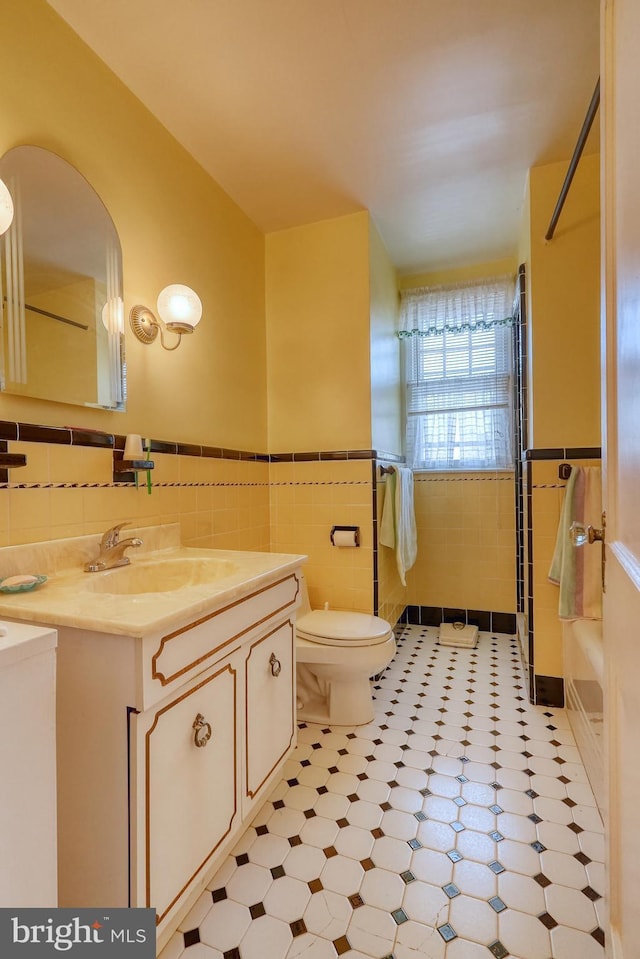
84 522 143 572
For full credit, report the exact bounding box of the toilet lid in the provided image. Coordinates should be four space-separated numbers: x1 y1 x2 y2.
296 609 393 647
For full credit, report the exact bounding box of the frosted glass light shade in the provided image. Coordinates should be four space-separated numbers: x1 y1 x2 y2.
101 296 125 334
0 178 14 235
156 284 202 332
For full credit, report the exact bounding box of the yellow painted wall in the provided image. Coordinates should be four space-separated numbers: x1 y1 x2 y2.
398 257 518 291
369 221 401 456
265 212 371 452
522 155 601 683
518 174 534 445
0 0 266 450
528 154 601 449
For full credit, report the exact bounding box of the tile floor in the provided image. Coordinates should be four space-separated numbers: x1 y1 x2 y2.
160 624 606 959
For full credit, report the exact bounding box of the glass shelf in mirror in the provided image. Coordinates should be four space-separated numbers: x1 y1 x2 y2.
0 145 125 410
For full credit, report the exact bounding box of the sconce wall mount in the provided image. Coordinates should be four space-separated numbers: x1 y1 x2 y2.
130 284 202 352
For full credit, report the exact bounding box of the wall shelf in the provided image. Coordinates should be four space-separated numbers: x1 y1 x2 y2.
113 459 155 473
0 454 27 469
112 451 154 484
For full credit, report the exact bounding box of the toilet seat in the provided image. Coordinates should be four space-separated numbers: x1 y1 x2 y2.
296 609 393 647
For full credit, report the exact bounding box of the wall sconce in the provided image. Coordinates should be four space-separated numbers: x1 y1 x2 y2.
129 284 202 352
0 178 14 235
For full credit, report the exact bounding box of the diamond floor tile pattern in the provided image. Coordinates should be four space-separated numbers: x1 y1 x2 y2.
160 625 605 959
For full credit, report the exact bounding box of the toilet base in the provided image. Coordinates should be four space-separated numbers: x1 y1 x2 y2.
296 667 377 726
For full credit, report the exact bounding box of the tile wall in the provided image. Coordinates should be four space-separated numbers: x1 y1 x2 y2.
0 437 270 552
1 420 525 639
269 459 375 614
407 473 516 615
523 453 602 704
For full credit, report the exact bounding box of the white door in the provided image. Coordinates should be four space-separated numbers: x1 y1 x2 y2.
601 2 640 955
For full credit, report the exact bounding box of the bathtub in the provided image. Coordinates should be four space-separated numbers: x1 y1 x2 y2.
563 618 604 814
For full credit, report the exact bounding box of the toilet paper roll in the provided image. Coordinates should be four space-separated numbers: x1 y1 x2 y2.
331 527 359 547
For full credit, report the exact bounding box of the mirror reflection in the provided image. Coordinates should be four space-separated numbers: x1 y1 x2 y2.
0 145 125 410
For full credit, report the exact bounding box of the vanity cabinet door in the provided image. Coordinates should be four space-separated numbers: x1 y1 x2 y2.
244 620 295 809
133 658 239 926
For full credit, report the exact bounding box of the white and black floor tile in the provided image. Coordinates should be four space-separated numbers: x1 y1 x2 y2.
160 625 606 959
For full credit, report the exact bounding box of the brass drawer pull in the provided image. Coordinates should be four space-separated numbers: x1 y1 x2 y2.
192 712 212 748
269 652 282 677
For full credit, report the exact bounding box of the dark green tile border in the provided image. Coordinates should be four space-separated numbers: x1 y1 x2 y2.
400 605 516 634
0 418 404 465
534 674 565 708
523 447 601 461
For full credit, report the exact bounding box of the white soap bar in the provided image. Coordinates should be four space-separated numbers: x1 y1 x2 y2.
1 574 39 587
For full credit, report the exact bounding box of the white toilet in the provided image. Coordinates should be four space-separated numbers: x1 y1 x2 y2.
295 576 396 726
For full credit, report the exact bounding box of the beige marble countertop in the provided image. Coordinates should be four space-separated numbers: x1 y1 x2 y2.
0 526 306 638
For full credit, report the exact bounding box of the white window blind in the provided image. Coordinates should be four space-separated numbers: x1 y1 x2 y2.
399 276 515 471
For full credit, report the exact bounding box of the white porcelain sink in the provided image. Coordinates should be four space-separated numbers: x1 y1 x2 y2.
83 557 238 595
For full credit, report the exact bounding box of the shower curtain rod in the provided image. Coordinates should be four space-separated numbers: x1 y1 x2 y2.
25 301 89 331
3 295 89 331
545 78 600 242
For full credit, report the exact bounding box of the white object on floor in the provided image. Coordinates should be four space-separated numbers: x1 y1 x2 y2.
438 621 479 648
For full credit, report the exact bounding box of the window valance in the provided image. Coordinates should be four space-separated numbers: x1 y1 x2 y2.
398 274 515 339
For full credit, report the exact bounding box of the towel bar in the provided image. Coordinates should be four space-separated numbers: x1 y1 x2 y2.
559 463 572 480
379 465 395 476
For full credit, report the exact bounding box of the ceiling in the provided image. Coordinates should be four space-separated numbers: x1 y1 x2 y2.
47 0 600 275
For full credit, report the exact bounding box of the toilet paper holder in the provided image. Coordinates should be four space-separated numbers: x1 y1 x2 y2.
330 525 360 547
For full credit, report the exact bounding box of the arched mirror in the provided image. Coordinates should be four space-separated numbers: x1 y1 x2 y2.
0 145 125 410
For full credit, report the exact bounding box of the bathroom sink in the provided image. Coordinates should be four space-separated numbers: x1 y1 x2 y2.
82 557 238 595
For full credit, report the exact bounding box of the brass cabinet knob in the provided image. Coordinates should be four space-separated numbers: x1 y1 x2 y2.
192 712 212 748
269 652 282 677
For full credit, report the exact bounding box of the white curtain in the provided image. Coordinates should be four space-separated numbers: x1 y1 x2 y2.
400 275 515 471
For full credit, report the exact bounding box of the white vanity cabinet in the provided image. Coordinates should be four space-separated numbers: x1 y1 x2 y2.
50 561 302 953
131 617 296 940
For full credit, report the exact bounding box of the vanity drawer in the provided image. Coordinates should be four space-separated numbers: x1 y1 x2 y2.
144 572 300 703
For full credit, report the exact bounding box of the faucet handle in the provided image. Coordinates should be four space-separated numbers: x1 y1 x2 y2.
101 522 130 549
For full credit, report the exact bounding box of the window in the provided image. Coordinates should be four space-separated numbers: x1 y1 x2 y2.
399 275 515 471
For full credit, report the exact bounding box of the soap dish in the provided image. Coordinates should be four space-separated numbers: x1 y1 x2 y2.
0 574 47 594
